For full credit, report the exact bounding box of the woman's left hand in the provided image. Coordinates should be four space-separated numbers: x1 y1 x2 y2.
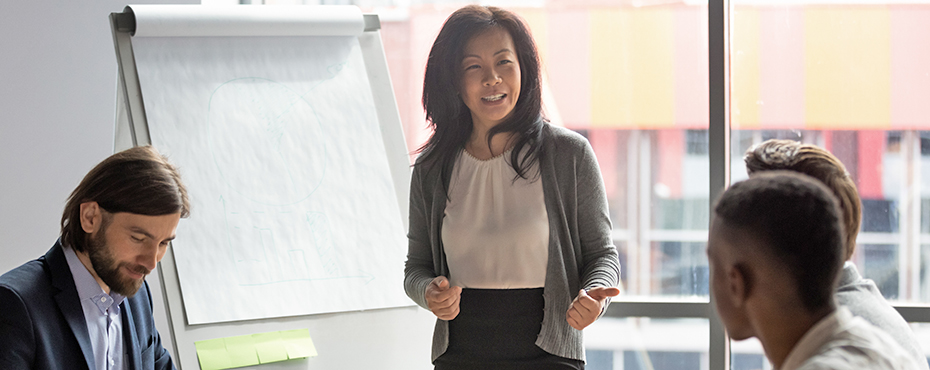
566 287 622 330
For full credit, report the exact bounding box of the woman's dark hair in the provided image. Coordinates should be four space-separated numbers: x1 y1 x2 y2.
417 5 545 194
61 145 190 252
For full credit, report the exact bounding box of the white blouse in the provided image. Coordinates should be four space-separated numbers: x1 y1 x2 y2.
441 147 549 289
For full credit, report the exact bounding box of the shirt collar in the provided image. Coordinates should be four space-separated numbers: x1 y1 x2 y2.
837 261 861 288
63 245 126 315
780 307 853 370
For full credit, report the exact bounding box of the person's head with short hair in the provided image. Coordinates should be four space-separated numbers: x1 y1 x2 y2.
744 139 861 260
60 145 189 296
708 171 845 354
418 5 545 186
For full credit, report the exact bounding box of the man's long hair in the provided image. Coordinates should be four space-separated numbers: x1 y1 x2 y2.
61 145 190 252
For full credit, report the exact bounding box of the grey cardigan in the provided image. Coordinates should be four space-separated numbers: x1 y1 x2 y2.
404 124 621 362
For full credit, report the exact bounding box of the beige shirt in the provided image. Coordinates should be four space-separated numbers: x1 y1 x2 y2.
442 147 549 289
782 307 922 370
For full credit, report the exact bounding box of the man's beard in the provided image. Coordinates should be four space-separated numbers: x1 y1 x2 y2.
86 225 150 296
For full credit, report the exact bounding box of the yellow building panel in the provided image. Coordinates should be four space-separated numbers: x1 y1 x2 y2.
518 9 549 70
630 7 675 128
805 7 890 129
732 8 761 129
591 9 632 128
591 8 675 129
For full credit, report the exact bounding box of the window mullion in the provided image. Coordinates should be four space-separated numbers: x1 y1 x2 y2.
709 0 731 368
605 301 710 319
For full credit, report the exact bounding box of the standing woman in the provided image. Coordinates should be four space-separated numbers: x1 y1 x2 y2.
404 5 621 369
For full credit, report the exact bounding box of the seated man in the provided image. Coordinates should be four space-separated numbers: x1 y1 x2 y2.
0 145 188 370
708 172 919 370
745 139 927 369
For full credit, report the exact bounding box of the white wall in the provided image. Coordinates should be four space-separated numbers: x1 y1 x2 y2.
0 2 434 369
0 0 195 360
0 1 179 271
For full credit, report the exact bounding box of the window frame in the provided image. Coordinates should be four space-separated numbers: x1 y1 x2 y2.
602 1 930 369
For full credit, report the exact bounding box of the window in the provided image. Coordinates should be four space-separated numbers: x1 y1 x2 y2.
375 0 930 367
212 0 930 367
731 1 930 306
731 1 930 366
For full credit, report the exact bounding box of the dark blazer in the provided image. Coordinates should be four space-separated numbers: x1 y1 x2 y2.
0 241 175 370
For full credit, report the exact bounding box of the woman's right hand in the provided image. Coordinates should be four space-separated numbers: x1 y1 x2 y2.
425 276 462 320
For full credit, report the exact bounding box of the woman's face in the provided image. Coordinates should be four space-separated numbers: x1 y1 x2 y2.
459 27 521 130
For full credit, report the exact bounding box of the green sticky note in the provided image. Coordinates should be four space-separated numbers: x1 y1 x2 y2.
280 329 317 359
195 338 231 370
224 335 260 368
253 331 288 364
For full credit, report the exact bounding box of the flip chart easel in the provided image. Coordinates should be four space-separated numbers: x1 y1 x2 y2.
110 5 431 369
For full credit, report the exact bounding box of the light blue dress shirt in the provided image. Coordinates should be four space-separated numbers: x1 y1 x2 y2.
63 246 127 370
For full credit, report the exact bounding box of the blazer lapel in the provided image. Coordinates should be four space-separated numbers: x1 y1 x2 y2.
47 241 97 370
122 299 142 370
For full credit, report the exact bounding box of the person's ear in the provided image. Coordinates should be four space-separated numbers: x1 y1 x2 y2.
79 201 103 234
728 262 752 308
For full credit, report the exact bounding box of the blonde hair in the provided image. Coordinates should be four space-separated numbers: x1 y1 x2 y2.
744 139 861 260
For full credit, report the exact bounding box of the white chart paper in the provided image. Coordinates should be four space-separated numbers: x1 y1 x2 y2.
133 35 409 324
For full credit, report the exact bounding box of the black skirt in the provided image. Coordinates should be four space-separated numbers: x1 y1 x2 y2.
434 288 584 370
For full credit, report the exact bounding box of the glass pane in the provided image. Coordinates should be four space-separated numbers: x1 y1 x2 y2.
587 129 632 232
731 337 770 370
859 243 899 299
654 241 709 296
616 241 629 286
923 245 930 302
730 1 930 304
371 2 710 300
585 317 709 370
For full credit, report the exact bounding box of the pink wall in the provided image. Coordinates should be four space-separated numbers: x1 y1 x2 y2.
758 6 806 128
890 6 930 129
